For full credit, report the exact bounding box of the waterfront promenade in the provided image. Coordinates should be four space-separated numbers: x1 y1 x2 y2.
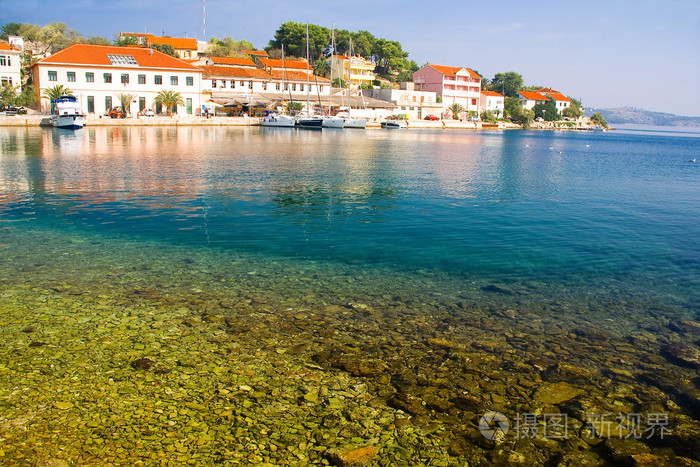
0 114 597 130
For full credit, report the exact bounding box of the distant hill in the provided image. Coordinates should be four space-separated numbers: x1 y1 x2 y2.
586 107 700 127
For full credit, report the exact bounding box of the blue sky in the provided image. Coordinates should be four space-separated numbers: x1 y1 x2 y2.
3 0 699 116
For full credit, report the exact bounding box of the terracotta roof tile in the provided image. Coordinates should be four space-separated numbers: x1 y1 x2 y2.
260 58 311 71
545 92 570 102
0 42 19 51
428 64 480 79
35 44 201 71
148 36 198 50
209 56 257 67
201 65 271 79
268 69 329 83
518 91 550 101
242 50 268 57
481 90 503 97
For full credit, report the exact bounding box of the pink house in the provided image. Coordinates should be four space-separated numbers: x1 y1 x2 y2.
413 64 482 118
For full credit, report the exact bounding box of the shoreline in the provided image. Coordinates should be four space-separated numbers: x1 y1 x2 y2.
0 114 603 131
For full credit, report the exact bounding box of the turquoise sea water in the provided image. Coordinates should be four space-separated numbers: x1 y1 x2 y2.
2 126 698 311
1 125 699 464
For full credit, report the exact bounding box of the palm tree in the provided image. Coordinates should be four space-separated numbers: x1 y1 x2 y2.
313 58 330 78
450 103 464 120
116 93 136 114
43 84 73 101
153 90 184 117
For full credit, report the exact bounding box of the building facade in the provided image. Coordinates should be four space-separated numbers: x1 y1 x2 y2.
0 42 22 91
413 64 482 116
363 82 440 120
32 44 203 116
517 91 549 110
480 90 504 117
330 55 376 89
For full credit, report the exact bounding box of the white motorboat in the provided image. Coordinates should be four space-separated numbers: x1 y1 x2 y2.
50 95 84 129
260 113 296 127
381 120 407 129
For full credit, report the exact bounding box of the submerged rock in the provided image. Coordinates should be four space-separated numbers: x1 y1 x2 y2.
131 357 155 370
533 382 583 405
662 343 700 368
326 444 378 467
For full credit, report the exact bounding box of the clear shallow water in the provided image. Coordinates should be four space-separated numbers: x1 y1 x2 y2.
1 126 698 313
1 126 700 464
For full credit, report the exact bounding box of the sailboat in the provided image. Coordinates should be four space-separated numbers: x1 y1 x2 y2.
342 39 367 129
296 24 323 129
322 24 346 129
260 44 295 127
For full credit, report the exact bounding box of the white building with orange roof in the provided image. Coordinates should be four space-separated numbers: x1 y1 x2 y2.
413 64 482 117
330 54 376 89
536 88 571 113
517 90 550 110
0 42 22 91
31 44 203 116
480 90 504 117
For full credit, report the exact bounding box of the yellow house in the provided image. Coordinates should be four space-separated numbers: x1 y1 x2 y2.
330 54 375 88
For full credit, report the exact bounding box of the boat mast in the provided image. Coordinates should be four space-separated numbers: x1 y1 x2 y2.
306 24 311 116
328 23 334 116
282 44 294 112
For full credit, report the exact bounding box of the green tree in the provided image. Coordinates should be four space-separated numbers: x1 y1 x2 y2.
286 101 304 113
115 35 139 47
480 110 498 123
16 84 37 107
0 83 18 107
533 98 558 121
150 43 178 58
450 103 464 120
332 78 346 88
116 93 136 113
153 90 184 116
86 36 111 46
504 96 520 117
563 103 582 119
313 58 330 78
436 95 442 104
489 71 524 98
590 112 608 128
1 22 23 40
205 36 255 57
43 84 73 101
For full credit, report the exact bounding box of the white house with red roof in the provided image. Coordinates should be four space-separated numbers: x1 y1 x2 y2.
517 91 550 110
31 44 203 116
536 88 571 113
480 90 504 117
413 64 482 117
0 42 22 92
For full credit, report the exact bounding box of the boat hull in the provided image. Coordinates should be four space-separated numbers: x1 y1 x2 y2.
296 118 323 129
260 115 296 127
343 118 367 129
322 117 345 128
381 120 407 129
51 114 84 129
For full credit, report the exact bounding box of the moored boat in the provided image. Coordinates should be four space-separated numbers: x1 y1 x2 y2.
260 112 296 127
296 116 323 129
322 116 346 128
50 95 84 129
381 120 407 129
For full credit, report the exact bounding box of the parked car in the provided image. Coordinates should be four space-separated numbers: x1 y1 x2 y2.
140 109 155 117
468 116 479 122
424 115 439 121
